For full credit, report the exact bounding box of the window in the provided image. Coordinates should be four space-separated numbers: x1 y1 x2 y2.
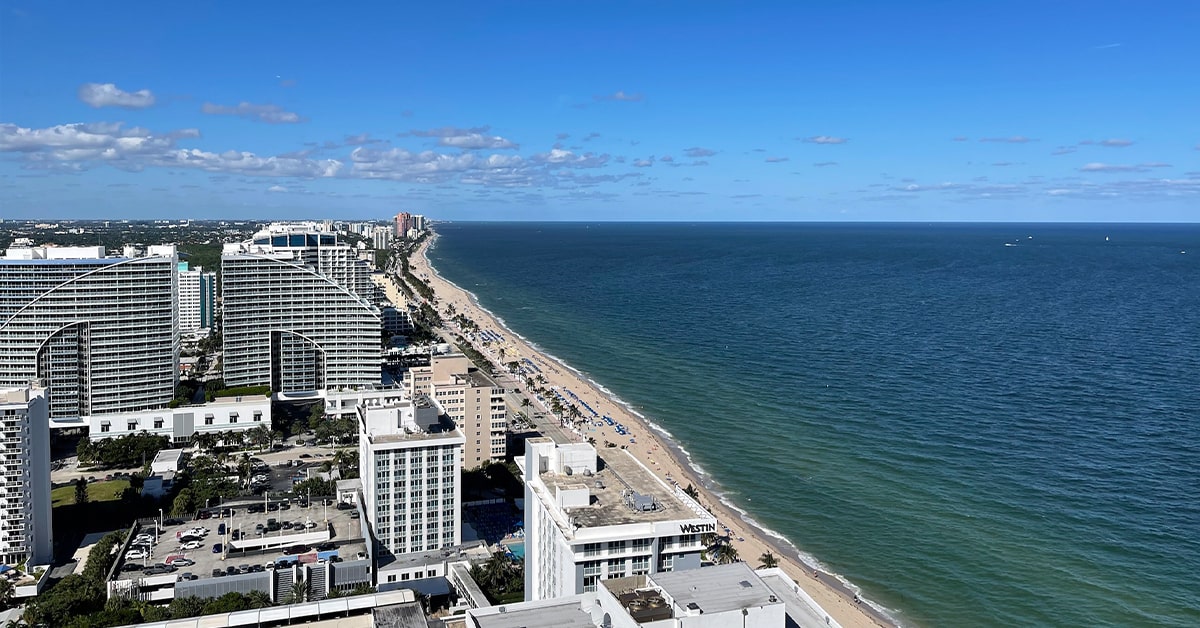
631 556 650 575
100 424 110 433
632 538 652 552
153 418 164 429
204 416 214 426
229 415 237 424
127 422 137 431
607 558 626 578
583 542 601 557
608 540 626 554
582 575 599 592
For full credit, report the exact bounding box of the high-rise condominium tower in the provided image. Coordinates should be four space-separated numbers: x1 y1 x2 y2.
0 245 178 419
222 225 381 393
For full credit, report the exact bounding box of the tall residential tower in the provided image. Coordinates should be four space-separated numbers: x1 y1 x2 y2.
222 226 381 393
0 245 179 420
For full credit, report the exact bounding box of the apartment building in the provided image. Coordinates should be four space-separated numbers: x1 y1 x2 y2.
221 230 381 393
0 386 53 567
177 262 216 333
519 439 716 601
0 245 178 420
407 354 506 469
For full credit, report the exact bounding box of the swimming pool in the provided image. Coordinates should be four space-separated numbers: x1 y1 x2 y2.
505 541 525 560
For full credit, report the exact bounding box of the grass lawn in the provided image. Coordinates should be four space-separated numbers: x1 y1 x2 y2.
51 479 130 507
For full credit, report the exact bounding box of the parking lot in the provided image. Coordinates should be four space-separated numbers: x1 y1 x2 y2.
115 497 368 583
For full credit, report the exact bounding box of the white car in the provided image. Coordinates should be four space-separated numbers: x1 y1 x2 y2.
185 527 208 537
166 557 194 567
179 541 202 550
125 549 147 560
133 535 154 545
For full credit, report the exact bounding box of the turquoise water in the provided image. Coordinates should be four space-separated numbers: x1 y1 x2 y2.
506 541 525 560
429 222 1200 627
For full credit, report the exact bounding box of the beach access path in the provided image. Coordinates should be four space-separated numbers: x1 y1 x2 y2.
396 234 894 628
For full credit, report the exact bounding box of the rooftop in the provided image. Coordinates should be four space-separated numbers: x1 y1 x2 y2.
538 448 709 529
469 600 595 628
650 562 778 615
110 497 367 585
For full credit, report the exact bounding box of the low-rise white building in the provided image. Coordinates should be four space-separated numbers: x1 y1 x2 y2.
324 386 409 421
86 395 271 444
466 562 800 628
520 439 716 601
150 448 186 474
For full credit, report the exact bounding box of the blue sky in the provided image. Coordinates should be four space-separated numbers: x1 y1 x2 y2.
1 1 1197 221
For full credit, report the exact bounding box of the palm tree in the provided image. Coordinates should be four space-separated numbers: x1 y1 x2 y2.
714 544 740 565
758 552 779 569
520 398 531 409
285 572 308 604
245 590 272 609
683 484 700 500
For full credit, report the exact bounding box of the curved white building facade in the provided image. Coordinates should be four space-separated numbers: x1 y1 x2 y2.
0 246 178 419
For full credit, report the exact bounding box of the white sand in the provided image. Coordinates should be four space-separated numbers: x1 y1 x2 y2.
389 233 893 628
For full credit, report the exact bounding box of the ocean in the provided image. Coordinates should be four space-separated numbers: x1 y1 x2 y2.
427 222 1200 627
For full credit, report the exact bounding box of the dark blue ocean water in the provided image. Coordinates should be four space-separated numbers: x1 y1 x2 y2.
428 223 1200 627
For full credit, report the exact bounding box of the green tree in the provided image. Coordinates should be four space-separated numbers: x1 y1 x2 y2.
22 575 105 627
285 572 308 605
244 590 272 609
713 543 740 565
683 484 700 500
171 487 195 516
74 477 89 505
0 579 13 610
168 595 206 619
758 551 779 569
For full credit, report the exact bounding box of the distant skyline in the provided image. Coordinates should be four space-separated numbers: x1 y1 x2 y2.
2 1 1198 222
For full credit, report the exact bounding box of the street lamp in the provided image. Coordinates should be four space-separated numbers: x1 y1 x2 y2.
159 508 164 531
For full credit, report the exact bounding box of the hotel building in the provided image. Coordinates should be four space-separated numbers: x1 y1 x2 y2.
0 245 178 420
358 395 464 566
407 354 507 469
221 228 381 393
519 439 716 601
0 386 53 567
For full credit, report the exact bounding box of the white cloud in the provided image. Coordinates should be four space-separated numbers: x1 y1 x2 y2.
78 83 156 109
1078 162 1160 173
684 147 716 157
765 156 789 163
801 135 848 145
1 121 339 177
594 90 645 102
267 185 288 193
439 133 518 150
201 102 307 124
407 126 490 138
633 157 655 167
979 136 1034 143
531 148 609 168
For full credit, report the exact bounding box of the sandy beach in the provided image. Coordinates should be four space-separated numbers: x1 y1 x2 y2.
396 232 895 628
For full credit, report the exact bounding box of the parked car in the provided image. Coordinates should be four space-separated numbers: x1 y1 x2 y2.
179 572 195 581
124 549 146 560
336 502 353 510
211 543 223 553
349 511 360 519
212 569 225 578
166 557 194 567
316 542 336 552
285 544 310 555
217 523 226 535
180 541 202 551
121 563 141 572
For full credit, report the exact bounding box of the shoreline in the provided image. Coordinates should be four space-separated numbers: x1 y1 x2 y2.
410 230 898 628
